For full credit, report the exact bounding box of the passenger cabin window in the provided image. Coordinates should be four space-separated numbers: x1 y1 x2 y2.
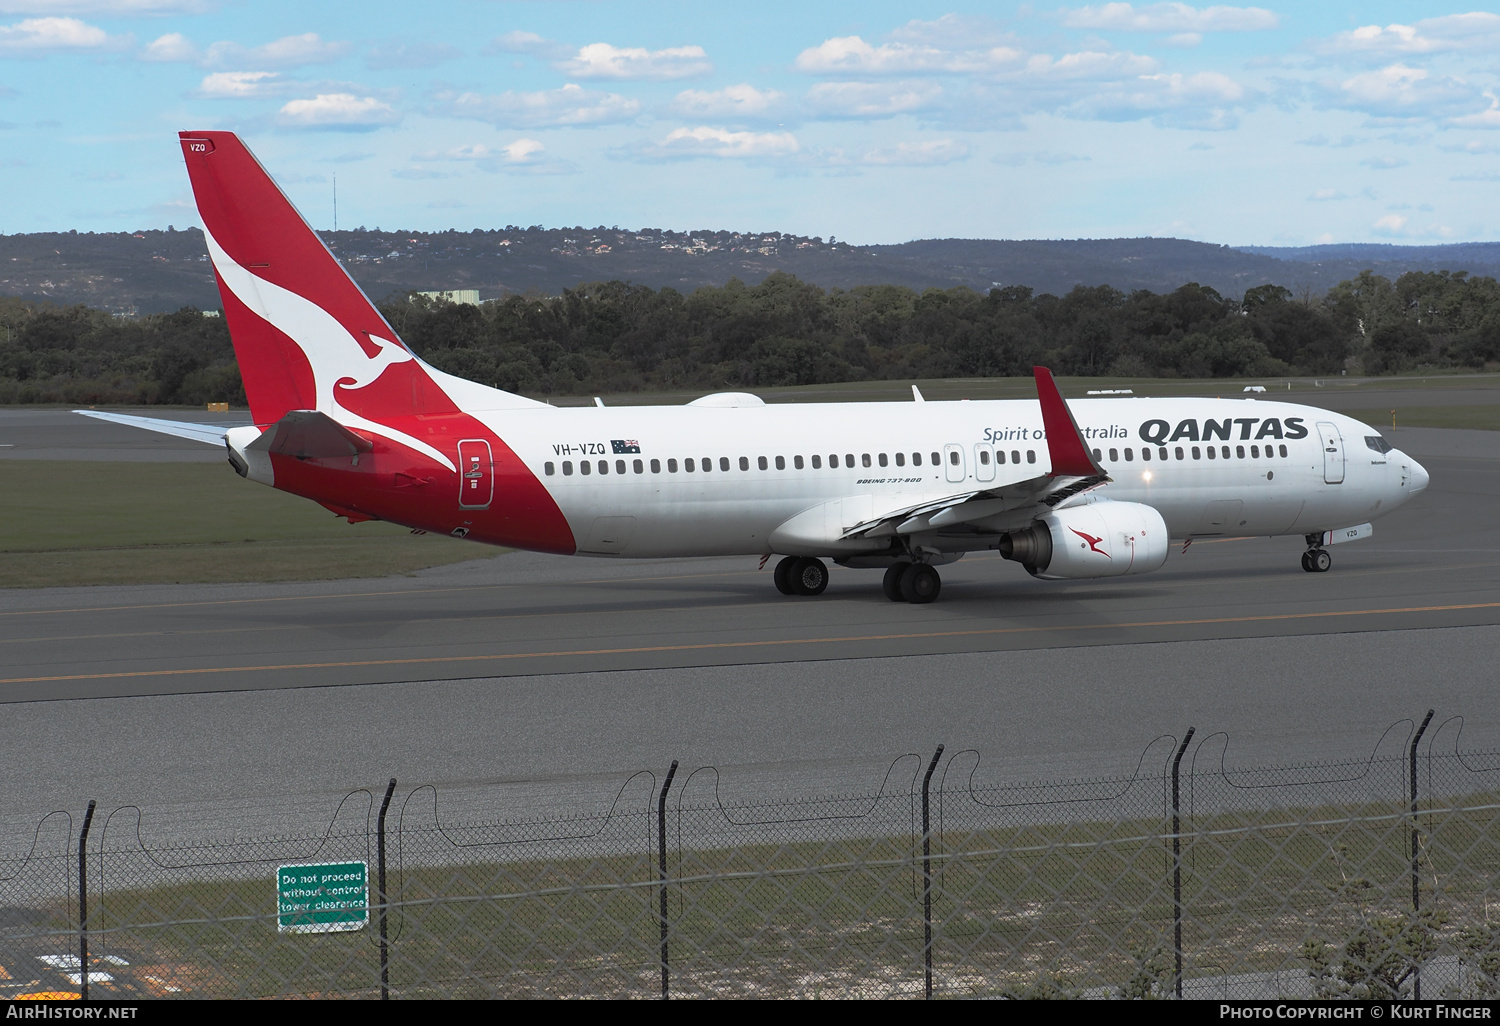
862 454 872 468
846 453 855 467
949 451 960 465
996 450 1006 464
1236 446 1245 459
580 461 591 475
978 450 990 465
1124 448 1133 462
616 460 627 474
668 459 679 473
1012 450 1021 464
1191 447 1201 460
739 456 750 471
1109 448 1118 462
1175 447 1184 460
684 458 694 472
1141 448 1150 461
1026 450 1036 464
562 461 574 476
1207 446 1216 460
812 455 822 469
931 452 941 465
775 456 784 470
758 456 768 470
1279 444 1288 457
794 455 804 469
1093 448 1102 462
912 453 922 466
633 459 643 474
829 454 839 468
895 452 905 467
720 457 731 472
879 453 888 467
545 461 556 475
651 459 661 473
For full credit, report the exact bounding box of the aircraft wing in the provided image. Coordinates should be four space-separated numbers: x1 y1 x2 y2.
72 409 231 446
840 367 1111 540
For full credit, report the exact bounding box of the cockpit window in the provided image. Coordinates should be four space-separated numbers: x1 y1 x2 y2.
1365 435 1393 454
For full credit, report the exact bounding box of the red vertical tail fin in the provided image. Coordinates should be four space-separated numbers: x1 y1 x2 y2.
180 131 432 426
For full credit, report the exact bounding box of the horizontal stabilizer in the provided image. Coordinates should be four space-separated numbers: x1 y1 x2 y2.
73 410 230 446
247 410 373 459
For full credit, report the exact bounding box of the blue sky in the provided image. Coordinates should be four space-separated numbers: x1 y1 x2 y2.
1 1 1498 246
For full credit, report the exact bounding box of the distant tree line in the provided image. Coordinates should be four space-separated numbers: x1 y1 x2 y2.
2 269 1498 405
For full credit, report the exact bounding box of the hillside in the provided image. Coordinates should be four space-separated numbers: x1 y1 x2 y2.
4 227 1500 315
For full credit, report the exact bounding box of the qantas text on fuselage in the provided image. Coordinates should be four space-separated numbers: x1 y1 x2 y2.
75 132 1431 604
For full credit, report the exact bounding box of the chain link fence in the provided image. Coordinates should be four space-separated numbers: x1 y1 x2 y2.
3 711 1500 999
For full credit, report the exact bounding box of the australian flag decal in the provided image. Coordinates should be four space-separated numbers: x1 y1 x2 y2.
611 439 641 454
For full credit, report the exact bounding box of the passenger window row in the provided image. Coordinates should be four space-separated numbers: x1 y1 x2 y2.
1091 444 1289 463
542 449 1036 477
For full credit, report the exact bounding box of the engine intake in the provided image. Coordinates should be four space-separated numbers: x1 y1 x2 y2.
1000 501 1169 580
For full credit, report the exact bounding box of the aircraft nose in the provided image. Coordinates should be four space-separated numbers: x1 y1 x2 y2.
1408 458 1429 495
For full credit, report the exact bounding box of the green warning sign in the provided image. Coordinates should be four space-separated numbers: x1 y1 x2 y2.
276 861 369 934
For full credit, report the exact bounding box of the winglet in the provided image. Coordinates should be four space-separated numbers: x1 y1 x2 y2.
1033 366 1102 478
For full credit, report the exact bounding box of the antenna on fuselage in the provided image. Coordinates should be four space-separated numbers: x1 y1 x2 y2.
912 385 925 402
594 397 605 407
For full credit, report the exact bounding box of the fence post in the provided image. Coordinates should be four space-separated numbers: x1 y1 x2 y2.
657 760 679 1000
1172 727 1195 1000
77 799 96 1002
377 777 396 1001
922 744 944 1000
1409 708 1433 1001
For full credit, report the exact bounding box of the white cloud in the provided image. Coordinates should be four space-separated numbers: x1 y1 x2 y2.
0 16 118 54
857 139 970 165
1309 189 1347 201
1061 4 1278 32
649 126 799 159
1323 13 1500 56
1451 94 1500 130
806 80 943 118
558 42 711 81
432 83 641 129
0 1 206 11
1334 64 1483 120
1069 70 1246 127
365 41 460 70
420 139 548 165
197 70 280 98
1164 33 1202 47
206 32 349 69
794 35 1022 76
670 83 784 120
140 31 195 62
488 30 570 59
888 14 1009 47
1360 155 1407 169
1373 214 1408 234
277 93 400 131
1022 50 1158 80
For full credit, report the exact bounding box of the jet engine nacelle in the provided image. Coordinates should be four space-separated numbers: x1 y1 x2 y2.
999 501 1169 580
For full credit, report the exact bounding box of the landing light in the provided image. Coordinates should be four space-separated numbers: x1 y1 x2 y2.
1142 471 1153 483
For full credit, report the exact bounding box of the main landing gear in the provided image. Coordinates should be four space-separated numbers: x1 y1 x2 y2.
774 556 829 596
1301 535 1332 573
882 561 941 604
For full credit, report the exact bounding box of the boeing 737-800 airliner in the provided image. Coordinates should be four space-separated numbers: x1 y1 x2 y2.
78 132 1430 604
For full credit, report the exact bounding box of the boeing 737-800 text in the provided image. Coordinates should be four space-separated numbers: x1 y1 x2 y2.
78 132 1430 604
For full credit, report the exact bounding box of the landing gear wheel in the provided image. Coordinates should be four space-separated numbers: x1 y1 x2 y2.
900 564 941 604
1300 552 1314 573
1310 548 1331 573
882 562 911 602
773 556 799 595
792 557 829 596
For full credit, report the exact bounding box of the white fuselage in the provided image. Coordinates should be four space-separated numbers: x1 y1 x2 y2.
466 396 1426 559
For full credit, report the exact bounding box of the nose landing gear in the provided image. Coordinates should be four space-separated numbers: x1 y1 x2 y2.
1301 544 1332 573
